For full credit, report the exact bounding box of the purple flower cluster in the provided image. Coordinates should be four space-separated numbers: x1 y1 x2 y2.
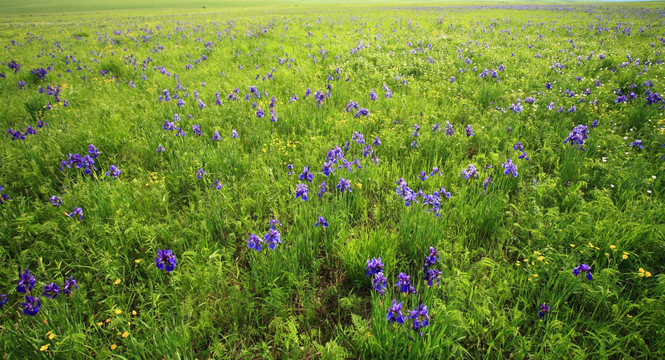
155 249 177 272
59 144 101 175
564 125 590 151
3 267 78 317
248 219 282 252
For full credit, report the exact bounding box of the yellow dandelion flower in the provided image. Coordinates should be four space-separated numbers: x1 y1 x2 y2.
105 318 111 323
114 279 121 285
40 344 50 351
97 322 103 326
49 333 55 340
115 309 122 315
610 245 616 250
110 344 117 350
639 268 645 273
134 259 141 264
356 183 362 189
122 331 129 338
132 310 137 316
646 271 652 277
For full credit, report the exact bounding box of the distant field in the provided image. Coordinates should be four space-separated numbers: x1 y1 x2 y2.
0 0 651 16
0 1 664 359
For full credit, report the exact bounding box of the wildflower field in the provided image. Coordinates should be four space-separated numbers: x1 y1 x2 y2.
1 0 664 358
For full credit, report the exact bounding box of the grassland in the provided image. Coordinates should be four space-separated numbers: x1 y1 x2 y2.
0 1 664 359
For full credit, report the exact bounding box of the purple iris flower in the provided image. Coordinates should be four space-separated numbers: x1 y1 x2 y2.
68 207 83 220
502 158 518 177
63 276 77 295
105 165 121 179
365 257 384 277
539 303 549 318
155 249 177 272
395 272 417 294
573 263 593 280
42 282 60 299
337 178 351 193
386 299 405 324
407 302 430 336
21 295 41 316
16 267 36 294
248 233 263 251
295 183 309 201
49 195 63 207
315 215 328 228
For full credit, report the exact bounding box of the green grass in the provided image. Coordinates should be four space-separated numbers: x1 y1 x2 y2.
1 1 664 359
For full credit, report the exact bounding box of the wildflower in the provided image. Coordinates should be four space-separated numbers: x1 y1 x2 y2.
445 122 455 136
407 302 430 336
628 140 644 149
211 131 222 141
502 158 518 177
564 125 589 151
231 130 239 138
105 165 121 179
287 164 294 176
256 107 264 118
419 171 428 182
318 182 327 197
21 295 41 316
573 263 593 280
395 272 417 294
424 247 439 268
264 228 282 250
337 178 351 193
538 303 549 318
248 233 263 252
483 177 493 189
156 144 165 152
111 345 117 350
459 164 478 180
372 272 388 294
365 258 384 277
68 207 83 220
211 179 223 190
41 282 60 299
369 89 378 101
315 215 328 228
299 166 313 182
191 124 202 137
354 108 369 118
386 299 405 324
63 276 77 295
88 144 101 158
49 195 62 207
0 294 6 309
295 183 309 201
268 219 281 229
197 168 207 179
16 267 36 294
197 99 206 110
465 124 474 137
155 249 177 272
372 137 381 147
40 344 50 352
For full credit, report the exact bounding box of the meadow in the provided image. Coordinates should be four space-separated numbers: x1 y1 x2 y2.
0 1 664 358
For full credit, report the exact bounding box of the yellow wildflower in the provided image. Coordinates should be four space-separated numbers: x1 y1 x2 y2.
40 344 50 351
115 309 122 315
